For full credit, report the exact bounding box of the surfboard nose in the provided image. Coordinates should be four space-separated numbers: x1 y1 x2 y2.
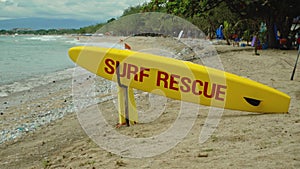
68 46 110 74
68 46 83 63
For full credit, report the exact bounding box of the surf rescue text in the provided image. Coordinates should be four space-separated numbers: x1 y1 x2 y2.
104 58 227 101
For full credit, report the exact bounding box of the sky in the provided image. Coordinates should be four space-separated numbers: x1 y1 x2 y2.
0 0 150 22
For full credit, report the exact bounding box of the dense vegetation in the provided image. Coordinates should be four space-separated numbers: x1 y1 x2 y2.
0 28 78 35
135 0 299 48
2 0 299 48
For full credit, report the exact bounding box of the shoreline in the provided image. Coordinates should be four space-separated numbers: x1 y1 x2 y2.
0 67 75 143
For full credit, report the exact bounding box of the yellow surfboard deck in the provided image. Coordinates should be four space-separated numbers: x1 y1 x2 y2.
69 46 290 113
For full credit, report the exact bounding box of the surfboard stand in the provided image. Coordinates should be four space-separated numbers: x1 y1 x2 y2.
116 62 137 127
290 45 300 80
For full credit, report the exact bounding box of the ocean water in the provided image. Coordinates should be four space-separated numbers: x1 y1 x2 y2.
0 35 124 86
0 35 78 85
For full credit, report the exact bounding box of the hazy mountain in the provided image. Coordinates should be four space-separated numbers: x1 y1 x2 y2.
0 18 98 30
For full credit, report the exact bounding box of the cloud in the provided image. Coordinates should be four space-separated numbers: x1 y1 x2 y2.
0 0 150 21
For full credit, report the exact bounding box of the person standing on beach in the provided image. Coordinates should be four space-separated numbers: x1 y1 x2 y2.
254 33 260 55
232 33 239 47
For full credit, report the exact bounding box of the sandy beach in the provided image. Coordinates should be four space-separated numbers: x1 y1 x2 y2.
0 36 299 168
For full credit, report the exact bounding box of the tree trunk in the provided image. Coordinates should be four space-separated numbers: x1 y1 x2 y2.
276 16 294 49
265 16 278 49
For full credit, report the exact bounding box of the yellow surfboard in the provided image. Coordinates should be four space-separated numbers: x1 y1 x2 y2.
69 46 290 113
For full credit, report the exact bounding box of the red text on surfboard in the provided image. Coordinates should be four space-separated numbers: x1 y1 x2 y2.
104 58 227 101
156 71 227 101
104 58 150 82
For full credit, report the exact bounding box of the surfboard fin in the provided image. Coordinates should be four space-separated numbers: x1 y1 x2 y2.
244 97 261 106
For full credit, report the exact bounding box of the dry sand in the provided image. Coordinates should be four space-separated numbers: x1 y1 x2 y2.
0 37 299 169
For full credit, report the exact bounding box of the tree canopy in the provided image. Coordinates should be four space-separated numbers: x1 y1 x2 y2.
220 0 300 48
2 0 298 49
128 0 300 48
